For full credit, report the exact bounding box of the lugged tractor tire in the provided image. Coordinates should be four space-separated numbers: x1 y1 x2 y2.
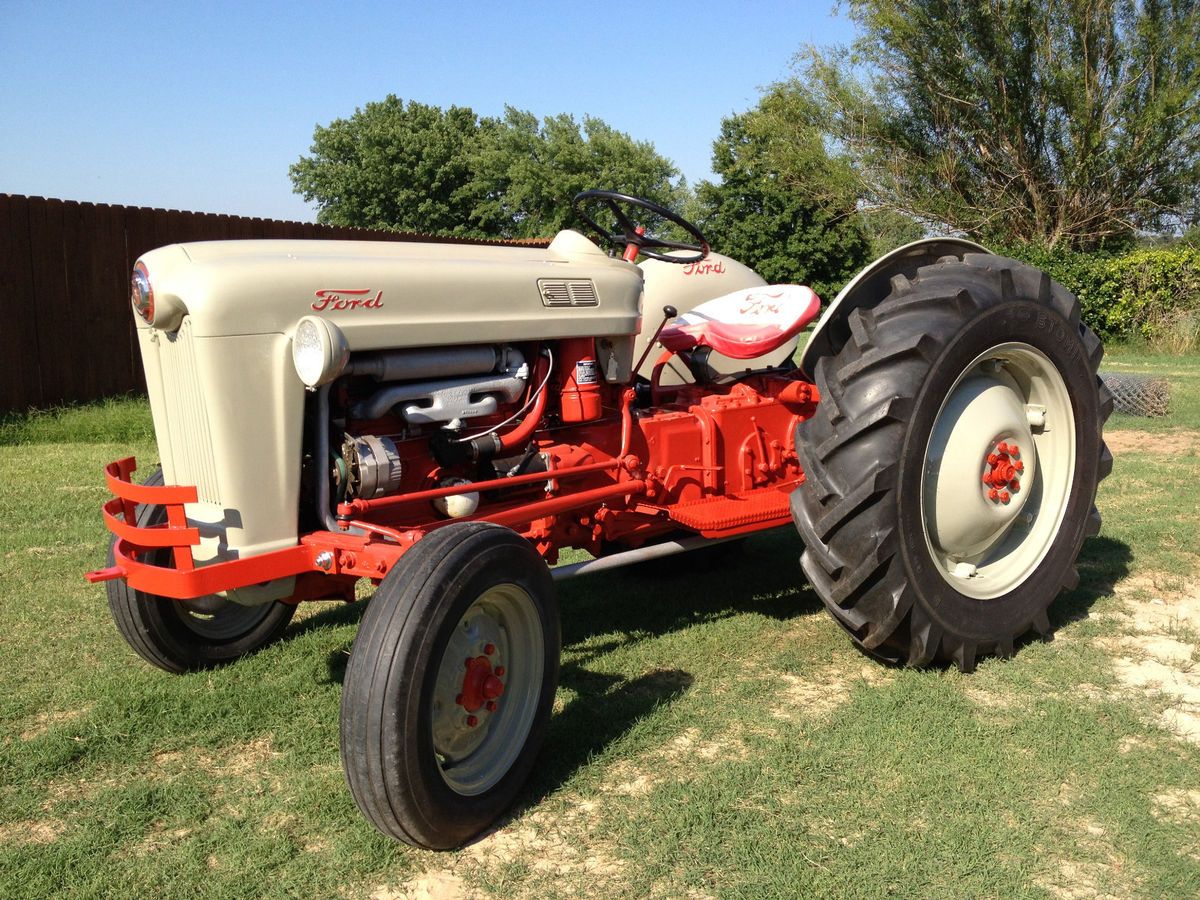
791 253 1113 672
106 467 295 674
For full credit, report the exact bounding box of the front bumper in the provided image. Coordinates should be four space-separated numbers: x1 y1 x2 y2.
85 457 312 599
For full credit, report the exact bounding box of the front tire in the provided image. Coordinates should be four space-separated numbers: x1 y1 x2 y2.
106 468 295 674
340 522 561 849
792 254 1112 671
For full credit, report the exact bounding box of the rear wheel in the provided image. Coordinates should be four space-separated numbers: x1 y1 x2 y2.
340 522 561 849
792 254 1112 671
106 468 295 674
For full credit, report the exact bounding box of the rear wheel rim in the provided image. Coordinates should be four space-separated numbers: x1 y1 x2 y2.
430 584 544 796
920 342 1076 600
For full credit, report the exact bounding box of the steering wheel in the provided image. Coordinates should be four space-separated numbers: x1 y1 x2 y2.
572 190 710 264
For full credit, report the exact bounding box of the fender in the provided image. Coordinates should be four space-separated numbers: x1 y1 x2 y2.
798 237 990 377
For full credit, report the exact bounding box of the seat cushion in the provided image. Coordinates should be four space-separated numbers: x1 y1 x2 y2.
658 285 821 360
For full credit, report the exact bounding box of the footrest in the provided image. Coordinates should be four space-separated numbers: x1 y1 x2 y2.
666 489 793 533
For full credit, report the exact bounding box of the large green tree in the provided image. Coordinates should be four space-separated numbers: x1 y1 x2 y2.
289 96 684 239
694 94 871 298
772 0 1200 250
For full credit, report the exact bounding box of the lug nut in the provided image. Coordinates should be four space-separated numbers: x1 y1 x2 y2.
484 643 496 655
466 715 478 728
1009 481 1020 492
494 666 505 677
1015 461 1024 472
1000 491 1011 504
987 454 999 466
486 701 497 712
988 488 1000 501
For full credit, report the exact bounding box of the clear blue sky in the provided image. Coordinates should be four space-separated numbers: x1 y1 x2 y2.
1 1 854 222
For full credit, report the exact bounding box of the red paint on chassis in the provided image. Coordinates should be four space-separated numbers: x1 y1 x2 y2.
87 375 818 603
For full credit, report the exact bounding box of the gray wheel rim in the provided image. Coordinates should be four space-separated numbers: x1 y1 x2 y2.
170 595 274 640
920 342 1076 599
430 584 544 796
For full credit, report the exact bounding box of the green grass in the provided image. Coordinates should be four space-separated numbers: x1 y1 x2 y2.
1 354 1198 898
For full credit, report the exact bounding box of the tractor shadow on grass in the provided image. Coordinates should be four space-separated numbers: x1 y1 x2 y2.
296 529 1129 825
308 527 817 810
1050 533 1133 632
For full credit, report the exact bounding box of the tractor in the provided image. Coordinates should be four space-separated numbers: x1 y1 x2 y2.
87 191 1112 849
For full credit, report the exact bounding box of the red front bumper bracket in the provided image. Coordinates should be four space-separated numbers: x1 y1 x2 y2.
86 457 315 600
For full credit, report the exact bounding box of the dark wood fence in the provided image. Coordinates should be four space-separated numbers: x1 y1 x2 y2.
0 193 549 413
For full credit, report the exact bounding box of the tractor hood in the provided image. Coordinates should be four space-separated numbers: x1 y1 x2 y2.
134 230 644 350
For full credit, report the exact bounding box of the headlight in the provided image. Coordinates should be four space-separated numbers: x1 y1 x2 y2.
292 316 350 388
131 262 154 324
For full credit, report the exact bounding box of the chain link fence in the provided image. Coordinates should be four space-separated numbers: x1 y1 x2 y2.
1099 371 1171 417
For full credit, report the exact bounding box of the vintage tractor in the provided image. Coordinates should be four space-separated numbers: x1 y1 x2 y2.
87 191 1111 849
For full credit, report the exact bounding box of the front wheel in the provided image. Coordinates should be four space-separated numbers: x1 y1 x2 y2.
792 254 1112 671
106 468 295 674
340 522 561 849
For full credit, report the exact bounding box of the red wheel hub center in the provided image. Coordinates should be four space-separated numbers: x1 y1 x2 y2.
457 653 505 714
981 441 1024 504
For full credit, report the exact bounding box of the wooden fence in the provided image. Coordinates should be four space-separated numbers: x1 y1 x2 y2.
0 193 548 413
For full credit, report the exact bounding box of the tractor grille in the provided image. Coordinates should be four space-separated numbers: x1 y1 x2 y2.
538 279 599 308
155 319 221 504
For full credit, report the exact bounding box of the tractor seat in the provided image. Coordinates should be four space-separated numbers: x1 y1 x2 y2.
658 284 821 360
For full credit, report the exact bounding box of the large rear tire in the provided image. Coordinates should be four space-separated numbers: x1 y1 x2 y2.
106 468 295 674
340 522 561 849
792 254 1112 671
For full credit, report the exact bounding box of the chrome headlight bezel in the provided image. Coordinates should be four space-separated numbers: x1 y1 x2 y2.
131 262 154 324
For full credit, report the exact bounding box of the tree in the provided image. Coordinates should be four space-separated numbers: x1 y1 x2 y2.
470 108 687 239
289 96 487 235
290 96 685 239
773 0 1200 250
694 95 871 298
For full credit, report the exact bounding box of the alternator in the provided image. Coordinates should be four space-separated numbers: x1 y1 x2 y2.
343 434 403 499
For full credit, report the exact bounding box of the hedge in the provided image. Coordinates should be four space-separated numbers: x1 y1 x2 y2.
1000 243 1200 349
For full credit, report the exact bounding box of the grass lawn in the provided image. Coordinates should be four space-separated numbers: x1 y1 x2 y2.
2 353 1199 899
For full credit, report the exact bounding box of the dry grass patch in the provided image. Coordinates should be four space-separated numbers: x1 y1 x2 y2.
0 819 64 846
1103 429 1200 456
18 704 93 741
758 664 893 723
1107 575 1200 745
369 871 475 900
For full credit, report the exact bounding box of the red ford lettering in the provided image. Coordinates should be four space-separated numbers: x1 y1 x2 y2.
311 288 384 311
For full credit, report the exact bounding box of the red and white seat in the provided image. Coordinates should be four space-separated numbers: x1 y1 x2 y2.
657 285 821 359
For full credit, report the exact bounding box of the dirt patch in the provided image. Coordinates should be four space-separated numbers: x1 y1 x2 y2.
465 819 624 880
0 819 64 845
762 664 892 722
659 726 749 764
19 704 93 741
152 736 280 780
369 871 474 900
1035 810 1142 899
125 822 193 858
1102 429 1200 456
1108 576 1200 745
1151 789 1200 824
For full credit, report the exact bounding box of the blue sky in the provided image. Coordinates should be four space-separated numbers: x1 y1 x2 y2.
1 1 854 222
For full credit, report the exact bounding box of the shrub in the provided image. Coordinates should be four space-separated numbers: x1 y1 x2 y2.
998 243 1200 350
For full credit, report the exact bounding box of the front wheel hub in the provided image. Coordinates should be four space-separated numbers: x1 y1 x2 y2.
457 655 505 716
